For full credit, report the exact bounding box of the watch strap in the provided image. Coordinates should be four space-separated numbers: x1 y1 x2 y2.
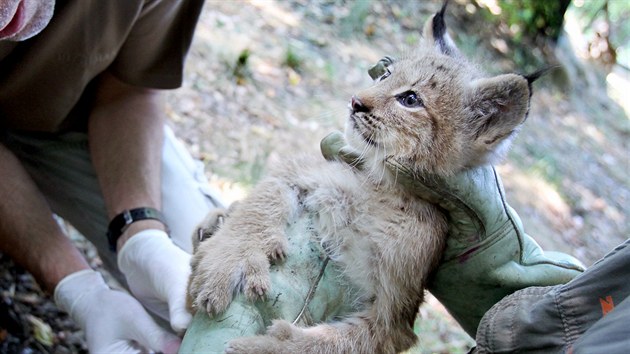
107 207 167 252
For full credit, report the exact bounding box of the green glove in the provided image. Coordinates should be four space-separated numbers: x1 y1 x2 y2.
321 131 585 337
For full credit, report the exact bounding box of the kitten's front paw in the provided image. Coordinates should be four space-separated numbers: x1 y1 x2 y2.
188 239 273 315
240 252 272 302
265 236 288 262
192 208 231 253
188 258 237 316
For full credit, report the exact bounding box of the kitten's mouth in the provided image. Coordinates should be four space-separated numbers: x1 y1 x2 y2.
349 114 378 147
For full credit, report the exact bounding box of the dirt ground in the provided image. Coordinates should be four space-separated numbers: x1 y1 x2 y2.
1 0 628 353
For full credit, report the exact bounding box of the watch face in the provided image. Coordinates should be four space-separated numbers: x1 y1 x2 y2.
106 208 168 251
123 210 134 225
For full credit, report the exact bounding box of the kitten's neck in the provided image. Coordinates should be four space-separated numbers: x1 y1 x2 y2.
362 160 405 192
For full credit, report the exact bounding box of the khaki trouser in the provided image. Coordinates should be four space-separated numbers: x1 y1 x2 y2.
475 239 630 354
3 126 223 287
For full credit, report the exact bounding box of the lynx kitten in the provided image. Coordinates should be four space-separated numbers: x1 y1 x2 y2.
188 3 536 353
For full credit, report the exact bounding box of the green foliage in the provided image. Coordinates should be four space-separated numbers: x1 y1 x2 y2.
284 45 303 72
569 0 630 68
232 48 252 85
221 146 270 187
234 154 268 186
486 0 628 67
474 0 571 71
406 307 474 354
497 0 571 42
340 0 372 36
405 33 419 46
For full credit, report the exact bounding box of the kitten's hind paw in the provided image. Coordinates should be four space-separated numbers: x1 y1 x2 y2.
188 270 237 316
225 320 300 354
265 319 297 340
226 335 285 354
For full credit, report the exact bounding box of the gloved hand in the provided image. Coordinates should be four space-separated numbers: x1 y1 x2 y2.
321 131 585 337
54 269 182 353
117 229 192 333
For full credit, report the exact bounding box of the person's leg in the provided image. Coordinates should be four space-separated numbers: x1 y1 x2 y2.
4 127 222 286
4 131 117 276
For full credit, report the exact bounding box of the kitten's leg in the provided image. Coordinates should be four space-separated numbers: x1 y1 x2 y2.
232 178 296 261
187 207 231 312
226 264 424 353
226 308 419 354
226 177 295 269
187 178 297 314
188 230 267 314
191 206 232 254
227 179 297 301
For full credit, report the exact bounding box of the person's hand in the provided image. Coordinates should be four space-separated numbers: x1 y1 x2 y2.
117 229 192 333
321 131 585 336
54 269 182 353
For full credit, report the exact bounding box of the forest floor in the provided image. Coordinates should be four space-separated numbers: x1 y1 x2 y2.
1 0 628 353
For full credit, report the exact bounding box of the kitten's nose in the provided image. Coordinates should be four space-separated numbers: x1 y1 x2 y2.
351 96 369 113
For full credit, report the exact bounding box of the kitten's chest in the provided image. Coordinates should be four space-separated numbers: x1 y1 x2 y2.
290 167 433 291
297 168 402 234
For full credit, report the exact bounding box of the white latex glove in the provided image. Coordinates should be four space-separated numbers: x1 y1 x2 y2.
117 229 192 333
54 269 181 353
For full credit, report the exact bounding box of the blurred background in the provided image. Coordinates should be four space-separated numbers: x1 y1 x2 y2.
1 0 628 353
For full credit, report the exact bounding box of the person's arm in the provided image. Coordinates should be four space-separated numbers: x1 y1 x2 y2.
87 72 193 333
0 143 89 293
88 71 167 249
0 142 180 353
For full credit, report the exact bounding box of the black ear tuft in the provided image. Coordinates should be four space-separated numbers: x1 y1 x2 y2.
522 66 557 95
432 1 453 56
432 1 448 38
524 67 552 84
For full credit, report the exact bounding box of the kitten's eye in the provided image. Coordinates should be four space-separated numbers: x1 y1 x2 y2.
397 92 423 108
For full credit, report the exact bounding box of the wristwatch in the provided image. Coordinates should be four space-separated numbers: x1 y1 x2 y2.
107 207 168 252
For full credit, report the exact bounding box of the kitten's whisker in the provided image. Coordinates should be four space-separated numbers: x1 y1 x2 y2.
379 144 388 184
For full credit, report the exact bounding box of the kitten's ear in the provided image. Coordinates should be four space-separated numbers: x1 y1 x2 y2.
468 74 530 154
422 1 459 57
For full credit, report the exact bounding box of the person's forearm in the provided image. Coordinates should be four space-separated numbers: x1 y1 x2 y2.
0 143 90 292
88 72 167 249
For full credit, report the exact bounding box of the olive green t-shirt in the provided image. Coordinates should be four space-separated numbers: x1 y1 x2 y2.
0 0 204 133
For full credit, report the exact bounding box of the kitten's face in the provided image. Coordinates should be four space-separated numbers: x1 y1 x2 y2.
346 50 475 176
345 5 532 178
